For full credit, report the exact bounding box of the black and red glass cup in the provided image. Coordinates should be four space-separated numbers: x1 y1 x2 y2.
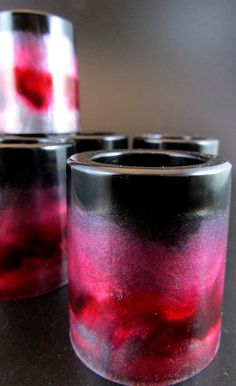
0 137 74 300
0 10 80 134
67 149 231 385
70 132 128 153
133 134 219 154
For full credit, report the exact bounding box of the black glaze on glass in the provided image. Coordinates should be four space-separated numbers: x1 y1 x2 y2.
8 132 128 151
67 150 231 385
6 133 76 137
0 137 74 186
0 134 75 146
133 134 219 155
0 133 54 137
0 138 75 300
0 10 73 39
70 133 128 153
68 150 230 243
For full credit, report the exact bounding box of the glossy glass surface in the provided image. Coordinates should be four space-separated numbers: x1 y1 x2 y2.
133 134 219 155
67 150 231 385
0 10 80 134
0 139 74 299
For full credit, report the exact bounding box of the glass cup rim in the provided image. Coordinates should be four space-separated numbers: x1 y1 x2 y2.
70 133 128 141
0 136 74 149
68 149 231 176
0 9 74 37
134 133 219 144
0 9 73 25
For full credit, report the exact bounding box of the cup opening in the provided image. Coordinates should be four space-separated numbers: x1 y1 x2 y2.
92 152 205 167
161 135 191 140
6 133 48 138
0 137 50 144
191 136 208 140
73 132 119 137
90 132 114 135
143 134 192 141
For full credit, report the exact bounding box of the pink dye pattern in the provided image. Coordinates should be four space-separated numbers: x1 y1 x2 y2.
68 207 227 385
14 67 53 110
0 187 67 300
0 31 79 133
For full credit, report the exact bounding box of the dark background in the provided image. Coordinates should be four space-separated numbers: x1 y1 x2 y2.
0 1 235 385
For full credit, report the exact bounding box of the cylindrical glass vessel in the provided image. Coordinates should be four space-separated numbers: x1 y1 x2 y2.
133 134 219 154
67 150 231 385
0 138 74 300
70 133 128 153
0 10 80 134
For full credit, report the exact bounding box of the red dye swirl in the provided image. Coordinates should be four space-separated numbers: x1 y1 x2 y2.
68 208 227 384
0 188 67 300
14 67 53 110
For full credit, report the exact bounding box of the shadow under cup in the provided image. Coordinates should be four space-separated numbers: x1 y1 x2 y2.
0 139 74 300
67 150 231 385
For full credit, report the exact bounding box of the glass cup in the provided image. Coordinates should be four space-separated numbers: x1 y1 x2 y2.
0 10 80 134
0 137 74 300
133 134 219 154
67 149 231 385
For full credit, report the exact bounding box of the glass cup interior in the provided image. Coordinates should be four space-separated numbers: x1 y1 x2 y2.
92 152 205 167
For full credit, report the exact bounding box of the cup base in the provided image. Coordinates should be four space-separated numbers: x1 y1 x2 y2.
70 323 221 386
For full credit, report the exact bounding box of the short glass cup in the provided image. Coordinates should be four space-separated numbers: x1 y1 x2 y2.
67 149 231 385
0 137 74 300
